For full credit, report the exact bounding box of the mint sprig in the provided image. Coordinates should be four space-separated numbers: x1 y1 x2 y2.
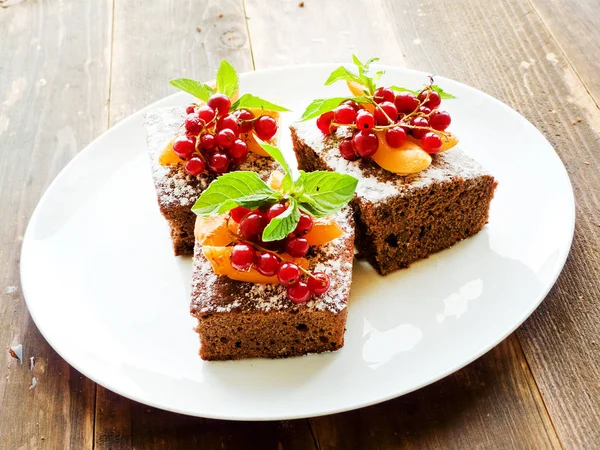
323 55 382 96
299 96 369 122
215 60 239 98
230 93 290 113
192 144 358 241
169 78 215 102
390 84 456 99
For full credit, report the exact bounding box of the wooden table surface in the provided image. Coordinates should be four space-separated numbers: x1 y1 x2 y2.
1 0 599 448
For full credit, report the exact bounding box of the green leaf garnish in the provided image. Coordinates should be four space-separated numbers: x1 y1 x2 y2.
322 55 381 95
430 84 456 99
169 78 215 102
324 66 363 86
215 60 239 98
262 199 300 242
191 172 281 216
390 85 419 95
191 145 358 241
256 139 293 190
295 171 358 218
299 96 369 122
230 93 290 112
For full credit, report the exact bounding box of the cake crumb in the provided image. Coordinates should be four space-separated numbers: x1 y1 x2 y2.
29 377 37 390
30 356 35 371
584 161 590 165
218 13 223 18
298 1 304 6
196 26 201 32
9 344 23 363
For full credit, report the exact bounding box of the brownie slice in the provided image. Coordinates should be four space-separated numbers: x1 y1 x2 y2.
290 122 497 275
145 107 277 255
190 209 355 361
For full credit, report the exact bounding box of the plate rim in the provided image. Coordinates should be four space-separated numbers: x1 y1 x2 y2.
20 63 576 420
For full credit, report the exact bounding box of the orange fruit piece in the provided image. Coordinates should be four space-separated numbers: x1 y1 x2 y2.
195 215 234 246
158 139 183 166
346 81 374 114
304 218 344 246
371 130 432 174
202 245 308 284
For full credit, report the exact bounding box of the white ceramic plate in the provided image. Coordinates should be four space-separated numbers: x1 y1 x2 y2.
21 65 574 420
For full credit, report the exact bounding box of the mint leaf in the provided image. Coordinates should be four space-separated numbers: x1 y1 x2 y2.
431 84 456 99
215 60 239 98
256 139 293 190
230 93 290 112
262 200 300 242
295 171 358 218
170 78 215 102
390 85 419 95
299 96 369 121
192 172 280 216
324 66 362 86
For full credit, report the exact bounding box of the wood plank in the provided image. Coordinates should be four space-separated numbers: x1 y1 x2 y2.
311 337 560 449
529 0 600 105
95 1 316 448
245 0 600 447
0 0 112 449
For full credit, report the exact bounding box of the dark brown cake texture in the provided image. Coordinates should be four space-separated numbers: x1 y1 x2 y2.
190 208 355 361
145 107 277 255
290 121 497 275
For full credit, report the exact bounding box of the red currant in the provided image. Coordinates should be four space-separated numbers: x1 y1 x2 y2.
385 127 407 148
240 212 265 238
286 237 309 257
352 131 379 157
429 110 451 131
419 106 432 115
308 272 330 295
410 116 429 139
418 89 442 109
256 252 280 277
254 116 278 140
267 203 287 221
394 92 419 114
208 153 229 174
217 114 240 134
231 243 256 271
339 138 358 161
374 87 395 104
374 101 398 125
216 128 236 149
185 104 196 114
207 93 231 115
234 109 255 133
334 104 357 125
294 213 313 235
172 135 196 159
277 262 301 286
197 105 216 124
231 206 251 223
316 111 336 135
200 133 216 151
229 139 249 161
185 157 205 175
341 99 360 111
287 281 311 303
356 110 375 131
421 132 443 153
185 113 204 134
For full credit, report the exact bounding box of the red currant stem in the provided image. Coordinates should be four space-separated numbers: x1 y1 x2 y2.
225 217 321 281
331 121 451 140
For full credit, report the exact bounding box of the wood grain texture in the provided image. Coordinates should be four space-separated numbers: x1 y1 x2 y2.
0 0 111 448
529 0 600 106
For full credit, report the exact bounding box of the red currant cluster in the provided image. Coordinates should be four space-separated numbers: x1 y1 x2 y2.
316 86 452 159
172 93 279 176
228 204 330 303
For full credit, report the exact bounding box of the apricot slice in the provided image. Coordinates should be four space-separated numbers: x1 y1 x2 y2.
346 81 375 114
158 139 183 166
195 215 234 246
304 218 344 246
372 130 432 174
202 245 308 284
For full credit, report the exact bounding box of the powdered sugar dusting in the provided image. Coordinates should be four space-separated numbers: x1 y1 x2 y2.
190 208 355 316
291 121 492 203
